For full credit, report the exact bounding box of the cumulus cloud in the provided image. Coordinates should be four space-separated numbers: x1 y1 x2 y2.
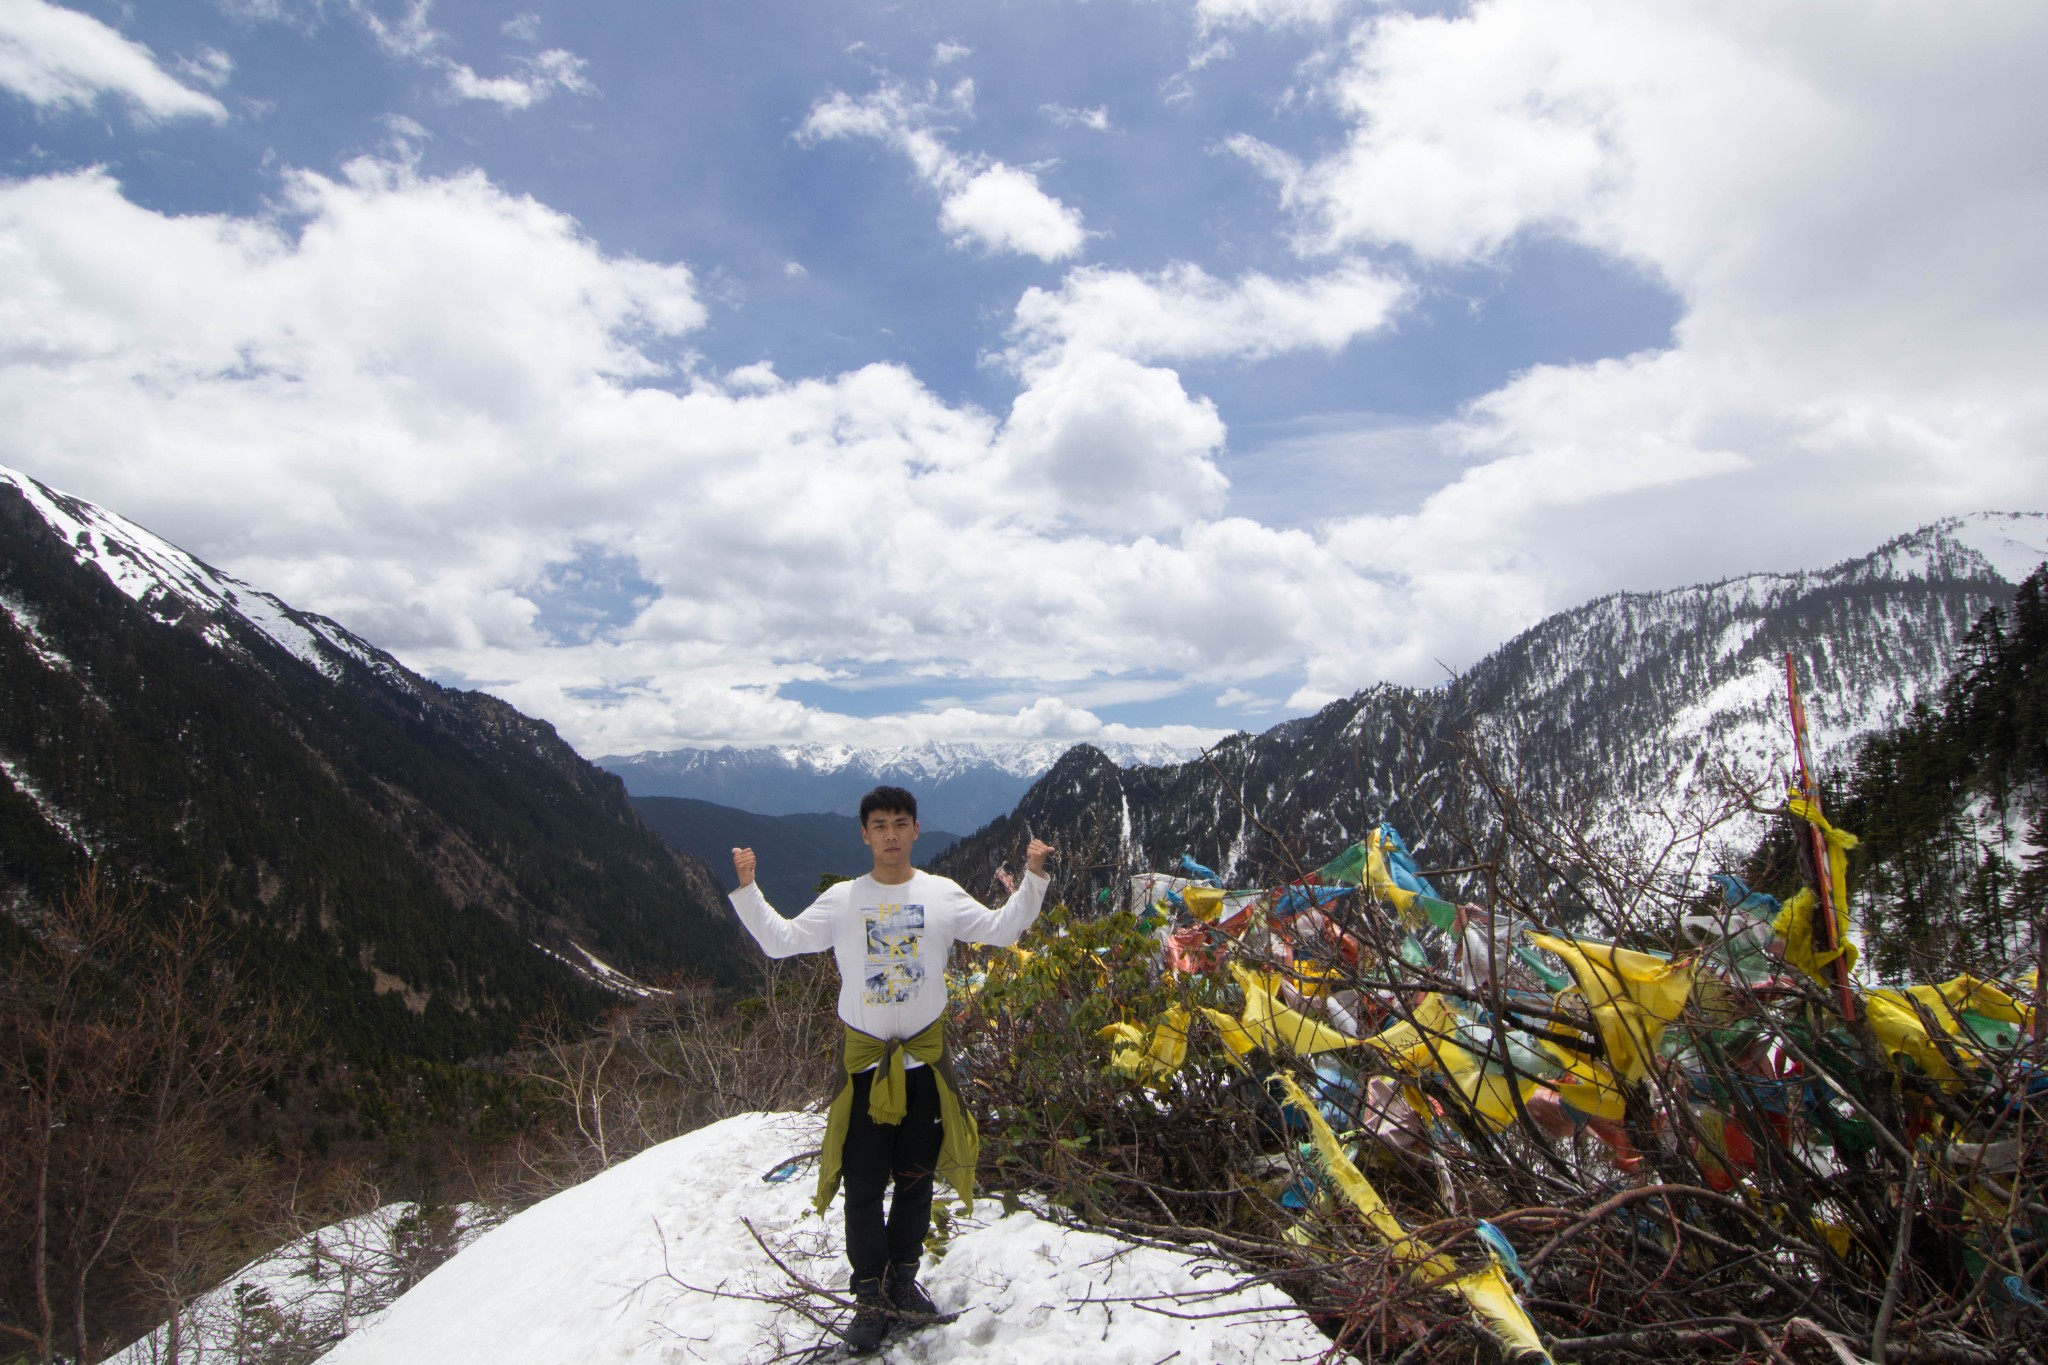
0 157 1399 752
9 2 2037 755
1246 0 2048 695
1004 260 1409 369
988 259 1408 533
801 79 1087 261
0 0 229 121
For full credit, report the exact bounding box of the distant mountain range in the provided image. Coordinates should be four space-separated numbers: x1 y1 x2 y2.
629 797 961 919
934 513 2048 906
0 466 745 1065
597 739 1200 834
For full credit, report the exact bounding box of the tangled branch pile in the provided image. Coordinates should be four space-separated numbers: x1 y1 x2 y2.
952 745 2045 1364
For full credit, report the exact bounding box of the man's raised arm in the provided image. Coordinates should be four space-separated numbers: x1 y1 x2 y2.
727 846 835 958
953 839 1054 946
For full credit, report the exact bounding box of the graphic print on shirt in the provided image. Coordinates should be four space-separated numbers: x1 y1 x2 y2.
862 902 926 1006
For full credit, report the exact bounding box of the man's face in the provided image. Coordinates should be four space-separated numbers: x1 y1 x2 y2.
862 810 918 862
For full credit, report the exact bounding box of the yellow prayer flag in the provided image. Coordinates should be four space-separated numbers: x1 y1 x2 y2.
1200 1006 1258 1058
1788 793 1858 925
1232 963 1360 1056
1863 990 1962 1084
1772 888 1857 986
1860 977 2026 1087
1366 828 1419 915
1528 932 1695 1083
1107 1005 1192 1082
1273 1073 1553 1361
1451 1259 1554 1362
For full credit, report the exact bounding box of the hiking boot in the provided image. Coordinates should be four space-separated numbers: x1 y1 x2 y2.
844 1276 890 1355
887 1260 938 1318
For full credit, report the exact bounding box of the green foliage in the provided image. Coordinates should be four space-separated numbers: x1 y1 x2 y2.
954 907 1266 1227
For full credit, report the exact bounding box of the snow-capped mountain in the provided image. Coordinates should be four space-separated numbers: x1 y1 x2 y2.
0 464 746 1061
599 738 1203 834
936 512 2047 898
1 465 414 691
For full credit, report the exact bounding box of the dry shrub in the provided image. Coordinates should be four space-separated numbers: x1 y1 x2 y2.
495 952 841 1200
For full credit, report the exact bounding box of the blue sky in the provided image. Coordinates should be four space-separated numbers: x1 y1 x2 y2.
1 1 2042 754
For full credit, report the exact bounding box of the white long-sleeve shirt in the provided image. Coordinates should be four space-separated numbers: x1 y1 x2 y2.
729 869 1048 1047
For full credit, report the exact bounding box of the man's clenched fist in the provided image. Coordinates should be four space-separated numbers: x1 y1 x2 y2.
732 846 756 888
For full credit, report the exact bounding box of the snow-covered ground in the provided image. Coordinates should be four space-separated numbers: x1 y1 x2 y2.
318 1111 1334 1364
105 1202 489 1365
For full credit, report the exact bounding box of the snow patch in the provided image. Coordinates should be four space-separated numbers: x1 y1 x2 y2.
319 1111 1332 1365
1942 511 2048 585
1713 617 1764 661
0 589 73 671
533 940 664 1000
0 755 96 853
104 1203 489 1365
1666 659 1782 741
569 940 662 998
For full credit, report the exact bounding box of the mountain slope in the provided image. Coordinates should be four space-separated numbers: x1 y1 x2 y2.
629 796 961 917
1815 562 2048 978
936 513 2047 902
0 466 745 1063
599 739 1200 834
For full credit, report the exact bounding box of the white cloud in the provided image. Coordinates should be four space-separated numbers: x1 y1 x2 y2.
0 0 229 121
934 162 1088 262
989 259 1407 533
444 47 591 109
1246 0 2048 692
351 0 593 108
173 45 234 91
213 0 289 19
1040 102 1110 133
350 0 435 59
0 157 1401 752
9 3 2039 757
801 79 1087 262
932 41 971 68
1216 687 1278 710
1004 260 1408 369
1195 0 1360 33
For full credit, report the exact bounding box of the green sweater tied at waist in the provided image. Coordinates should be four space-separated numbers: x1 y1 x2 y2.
815 1017 979 1216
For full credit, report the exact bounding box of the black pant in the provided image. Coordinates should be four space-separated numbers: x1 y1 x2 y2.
842 1065 943 1283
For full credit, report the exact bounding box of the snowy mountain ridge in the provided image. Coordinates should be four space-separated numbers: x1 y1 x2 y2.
1460 510 2048 814
0 465 415 693
599 739 1206 834
937 511 2047 895
608 738 1200 782
0 466 749 1038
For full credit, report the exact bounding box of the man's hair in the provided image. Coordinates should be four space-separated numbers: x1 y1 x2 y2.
858 785 918 825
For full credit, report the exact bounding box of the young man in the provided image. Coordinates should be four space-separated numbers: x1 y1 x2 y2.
729 785 1051 1354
